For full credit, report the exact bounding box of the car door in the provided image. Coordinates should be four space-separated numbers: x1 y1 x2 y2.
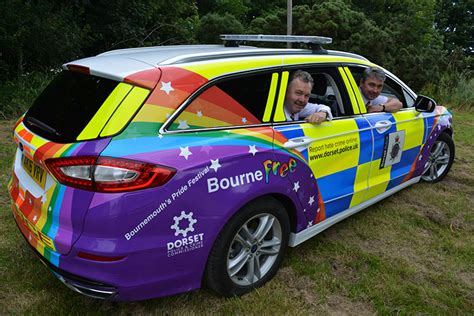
346 66 426 201
272 66 374 223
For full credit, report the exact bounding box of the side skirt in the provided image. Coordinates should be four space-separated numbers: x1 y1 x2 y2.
289 176 421 247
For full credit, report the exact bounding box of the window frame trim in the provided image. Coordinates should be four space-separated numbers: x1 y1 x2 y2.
273 63 356 122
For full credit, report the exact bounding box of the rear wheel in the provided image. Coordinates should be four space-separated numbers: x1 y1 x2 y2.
205 197 290 296
421 132 455 183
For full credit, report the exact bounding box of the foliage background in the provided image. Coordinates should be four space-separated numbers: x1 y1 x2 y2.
0 0 472 117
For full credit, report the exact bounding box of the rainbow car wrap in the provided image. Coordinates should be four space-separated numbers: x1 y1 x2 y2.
8 41 454 301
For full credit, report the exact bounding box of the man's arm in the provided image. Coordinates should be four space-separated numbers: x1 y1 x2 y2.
367 97 402 113
300 103 333 124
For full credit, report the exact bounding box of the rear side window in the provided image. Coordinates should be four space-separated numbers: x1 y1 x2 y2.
23 71 149 143
24 71 119 143
168 72 274 131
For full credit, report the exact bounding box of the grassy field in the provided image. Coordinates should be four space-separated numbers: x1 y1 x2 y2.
0 110 472 315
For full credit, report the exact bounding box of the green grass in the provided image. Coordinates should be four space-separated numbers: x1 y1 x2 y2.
1 111 473 314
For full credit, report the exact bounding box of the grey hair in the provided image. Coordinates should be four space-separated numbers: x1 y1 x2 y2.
361 67 386 82
289 70 314 87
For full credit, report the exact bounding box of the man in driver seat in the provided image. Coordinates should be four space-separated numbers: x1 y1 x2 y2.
284 70 333 124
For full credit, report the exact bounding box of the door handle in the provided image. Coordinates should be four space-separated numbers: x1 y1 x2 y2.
374 120 392 134
284 137 314 150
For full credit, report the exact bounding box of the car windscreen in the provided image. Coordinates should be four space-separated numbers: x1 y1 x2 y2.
24 70 119 143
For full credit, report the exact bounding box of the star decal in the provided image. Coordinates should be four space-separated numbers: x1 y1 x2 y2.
293 181 300 192
197 111 203 117
248 145 258 156
158 134 164 139
210 159 222 172
316 208 320 213
160 81 174 95
307 221 313 228
241 117 247 124
418 154 423 161
33 215 37 221
179 146 192 160
308 196 315 206
177 120 190 130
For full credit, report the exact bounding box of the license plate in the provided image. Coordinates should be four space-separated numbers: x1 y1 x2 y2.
22 154 47 189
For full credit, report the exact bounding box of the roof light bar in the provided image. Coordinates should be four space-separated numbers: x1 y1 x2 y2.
220 34 332 53
220 34 332 45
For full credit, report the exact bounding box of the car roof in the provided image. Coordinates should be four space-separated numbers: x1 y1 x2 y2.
64 44 368 82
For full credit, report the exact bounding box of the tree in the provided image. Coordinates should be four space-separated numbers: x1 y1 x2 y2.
435 0 473 54
0 0 83 78
196 13 245 43
80 0 199 55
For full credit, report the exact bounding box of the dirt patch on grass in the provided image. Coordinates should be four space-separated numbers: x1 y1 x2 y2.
323 294 375 316
275 266 320 307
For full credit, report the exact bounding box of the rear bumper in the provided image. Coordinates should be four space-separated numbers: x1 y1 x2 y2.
16 218 118 300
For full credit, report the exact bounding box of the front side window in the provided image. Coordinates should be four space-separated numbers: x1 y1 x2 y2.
349 66 408 108
168 72 275 131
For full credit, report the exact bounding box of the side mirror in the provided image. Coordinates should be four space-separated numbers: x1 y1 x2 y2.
414 95 436 113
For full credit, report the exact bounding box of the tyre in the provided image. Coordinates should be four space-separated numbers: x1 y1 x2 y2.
421 132 455 183
205 196 290 296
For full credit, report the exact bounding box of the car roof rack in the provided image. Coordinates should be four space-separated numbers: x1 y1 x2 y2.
220 34 332 53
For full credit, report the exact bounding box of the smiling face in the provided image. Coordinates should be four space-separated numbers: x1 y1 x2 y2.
285 78 312 114
360 76 384 101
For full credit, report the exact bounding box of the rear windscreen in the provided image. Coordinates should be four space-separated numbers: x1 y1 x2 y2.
24 71 119 143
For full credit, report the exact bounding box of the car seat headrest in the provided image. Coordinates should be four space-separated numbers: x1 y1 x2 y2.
312 74 327 96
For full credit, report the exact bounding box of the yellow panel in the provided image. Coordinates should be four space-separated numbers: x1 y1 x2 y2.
77 83 133 140
133 104 173 123
263 73 279 122
392 111 424 149
283 56 373 66
274 72 289 122
303 120 361 178
350 162 371 207
338 68 360 114
29 136 48 150
365 159 391 200
182 57 282 80
344 67 366 114
100 87 150 137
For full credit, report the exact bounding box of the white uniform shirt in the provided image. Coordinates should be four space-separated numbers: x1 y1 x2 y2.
284 103 333 121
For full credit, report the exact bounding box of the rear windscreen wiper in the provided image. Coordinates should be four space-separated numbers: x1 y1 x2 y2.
26 117 61 137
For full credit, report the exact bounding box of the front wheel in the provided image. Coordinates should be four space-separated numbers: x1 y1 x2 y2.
421 132 455 183
205 197 290 296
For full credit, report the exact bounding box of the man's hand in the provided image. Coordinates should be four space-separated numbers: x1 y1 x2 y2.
367 105 384 113
305 111 328 124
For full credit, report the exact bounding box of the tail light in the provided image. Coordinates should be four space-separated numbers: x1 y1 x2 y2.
45 156 176 192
